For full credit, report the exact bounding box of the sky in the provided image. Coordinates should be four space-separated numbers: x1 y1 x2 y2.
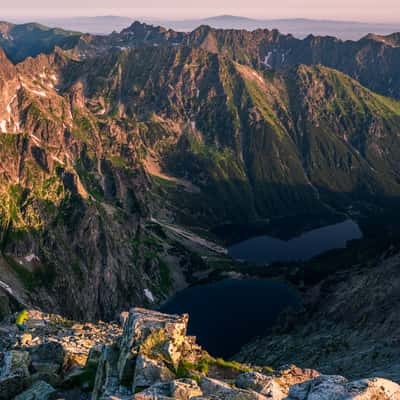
2 0 400 23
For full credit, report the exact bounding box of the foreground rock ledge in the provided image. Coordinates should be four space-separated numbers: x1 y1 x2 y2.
1 308 400 399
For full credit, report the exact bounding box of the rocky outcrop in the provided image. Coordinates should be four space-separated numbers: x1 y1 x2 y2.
92 307 199 399
1 307 400 399
90 308 400 400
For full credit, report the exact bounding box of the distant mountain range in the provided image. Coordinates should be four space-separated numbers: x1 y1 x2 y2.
6 14 400 40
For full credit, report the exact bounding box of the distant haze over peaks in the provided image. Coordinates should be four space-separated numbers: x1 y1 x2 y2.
3 15 400 39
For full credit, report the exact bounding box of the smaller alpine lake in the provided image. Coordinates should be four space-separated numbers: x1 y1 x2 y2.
228 219 363 265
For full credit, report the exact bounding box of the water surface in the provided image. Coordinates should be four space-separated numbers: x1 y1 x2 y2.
228 219 362 265
160 278 301 358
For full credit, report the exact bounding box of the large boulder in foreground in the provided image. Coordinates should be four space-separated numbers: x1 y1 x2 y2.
92 308 193 400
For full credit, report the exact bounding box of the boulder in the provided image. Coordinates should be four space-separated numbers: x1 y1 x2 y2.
346 377 400 399
235 371 285 399
134 379 202 400
14 380 56 400
288 375 349 399
200 377 267 400
0 374 26 400
0 351 31 399
29 341 65 374
93 308 193 399
134 354 175 388
0 350 30 377
287 375 400 399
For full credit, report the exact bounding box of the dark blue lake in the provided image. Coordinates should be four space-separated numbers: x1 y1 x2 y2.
228 219 362 265
159 278 301 358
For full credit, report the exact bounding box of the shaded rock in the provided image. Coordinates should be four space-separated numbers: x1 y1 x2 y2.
134 354 175 388
0 374 26 400
347 378 400 399
200 377 267 400
93 308 198 399
0 350 30 377
287 375 400 399
14 380 56 400
29 341 65 374
235 372 285 399
288 375 349 399
134 379 202 400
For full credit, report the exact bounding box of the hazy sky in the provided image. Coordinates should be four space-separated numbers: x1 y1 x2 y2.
2 0 400 23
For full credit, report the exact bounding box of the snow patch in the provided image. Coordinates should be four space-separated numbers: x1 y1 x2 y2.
51 155 65 165
263 51 273 69
31 89 47 97
0 280 14 296
25 253 40 263
144 288 155 302
30 133 42 145
0 120 7 133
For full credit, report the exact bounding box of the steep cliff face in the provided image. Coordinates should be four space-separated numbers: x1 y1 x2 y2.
0 48 213 321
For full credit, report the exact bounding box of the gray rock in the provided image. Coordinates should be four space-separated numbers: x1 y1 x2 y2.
29 342 65 374
0 374 26 400
14 380 56 400
346 377 400 399
235 372 285 398
287 375 400 400
134 379 202 400
200 377 267 400
288 375 348 400
0 350 30 377
134 354 175 388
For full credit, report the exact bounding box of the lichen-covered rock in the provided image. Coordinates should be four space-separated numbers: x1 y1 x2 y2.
287 375 400 400
134 379 202 400
93 308 190 399
200 377 267 400
29 341 65 374
0 350 31 399
235 372 285 399
14 380 56 400
288 375 349 399
134 354 175 388
0 350 30 377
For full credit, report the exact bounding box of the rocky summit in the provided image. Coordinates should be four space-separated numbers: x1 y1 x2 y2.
0 307 399 399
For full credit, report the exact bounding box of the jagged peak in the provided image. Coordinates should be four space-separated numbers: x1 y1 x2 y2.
364 32 400 47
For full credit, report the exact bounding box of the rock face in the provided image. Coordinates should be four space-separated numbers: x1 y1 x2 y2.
92 308 194 399
287 375 400 400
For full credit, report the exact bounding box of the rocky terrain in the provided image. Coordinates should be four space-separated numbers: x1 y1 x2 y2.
236 245 400 383
1 307 400 399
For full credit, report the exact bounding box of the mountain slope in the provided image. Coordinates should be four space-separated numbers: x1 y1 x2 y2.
65 46 400 224
0 21 81 62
